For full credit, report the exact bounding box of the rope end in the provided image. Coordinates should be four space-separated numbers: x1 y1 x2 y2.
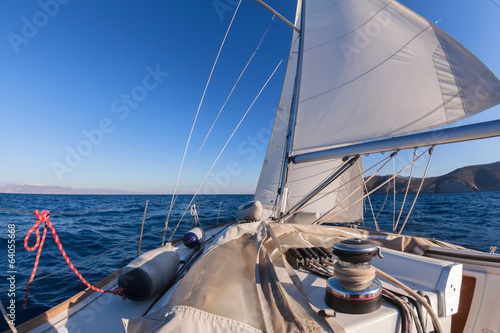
108 287 127 301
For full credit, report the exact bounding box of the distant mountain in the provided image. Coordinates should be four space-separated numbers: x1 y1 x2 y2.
3 162 500 195
0 184 136 195
365 161 500 194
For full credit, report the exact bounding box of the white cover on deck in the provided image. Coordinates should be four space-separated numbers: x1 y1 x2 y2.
123 222 330 332
123 222 459 332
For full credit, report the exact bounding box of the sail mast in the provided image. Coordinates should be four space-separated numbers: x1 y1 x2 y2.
277 0 305 217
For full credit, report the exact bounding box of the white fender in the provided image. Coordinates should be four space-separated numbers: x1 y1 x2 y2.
236 201 263 222
118 247 180 301
183 227 204 248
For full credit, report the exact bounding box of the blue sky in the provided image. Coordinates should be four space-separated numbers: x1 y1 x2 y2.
0 0 499 194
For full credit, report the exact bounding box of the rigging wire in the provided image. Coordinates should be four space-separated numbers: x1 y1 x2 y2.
292 157 340 171
167 56 286 243
396 147 434 235
162 0 243 246
488 0 500 9
393 148 417 232
293 153 393 211
392 157 396 232
374 177 392 220
287 161 343 184
162 15 276 239
190 204 203 229
315 148 433 224
310 152 398 224
287 162 344 200
358 162 380 231
0 207 32 214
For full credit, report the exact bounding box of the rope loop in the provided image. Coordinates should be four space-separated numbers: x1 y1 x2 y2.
25 210 48 252
23 210 127 309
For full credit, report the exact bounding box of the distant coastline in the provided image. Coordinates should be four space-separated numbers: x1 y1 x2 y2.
0 184 137 195
0 184 250 196
2 161 500 195
365 161 500 194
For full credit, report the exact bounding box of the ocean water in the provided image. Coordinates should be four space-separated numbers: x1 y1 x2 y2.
0 192 499 330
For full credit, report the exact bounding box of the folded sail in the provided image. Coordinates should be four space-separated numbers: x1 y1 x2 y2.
256 0 500 221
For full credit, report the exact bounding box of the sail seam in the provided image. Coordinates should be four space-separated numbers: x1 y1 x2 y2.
300 24 432 104
305 0 394 51
306 0 348 17
385 90 466 137
288 164 341 183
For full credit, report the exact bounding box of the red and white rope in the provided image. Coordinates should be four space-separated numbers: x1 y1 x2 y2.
23 210 124 308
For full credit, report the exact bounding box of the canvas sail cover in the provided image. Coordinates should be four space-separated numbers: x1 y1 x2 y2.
256 0 500 221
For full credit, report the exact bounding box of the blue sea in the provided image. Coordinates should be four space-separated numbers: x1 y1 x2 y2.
1 192 499 330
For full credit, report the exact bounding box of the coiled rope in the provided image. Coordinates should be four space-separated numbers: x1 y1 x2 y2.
333 262 376 291
23 210 125 308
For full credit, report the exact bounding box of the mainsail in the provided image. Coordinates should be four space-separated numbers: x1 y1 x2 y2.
255 0 500 221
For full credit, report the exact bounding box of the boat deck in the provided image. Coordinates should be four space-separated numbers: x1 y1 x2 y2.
19 226 226 333
16 223 500 333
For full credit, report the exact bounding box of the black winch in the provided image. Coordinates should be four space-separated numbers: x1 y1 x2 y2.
325 238 383 314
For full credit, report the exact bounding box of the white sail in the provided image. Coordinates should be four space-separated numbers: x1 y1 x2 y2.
254 4 301 218
256 0 500 222
286 157 364 222
292 0 500 154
